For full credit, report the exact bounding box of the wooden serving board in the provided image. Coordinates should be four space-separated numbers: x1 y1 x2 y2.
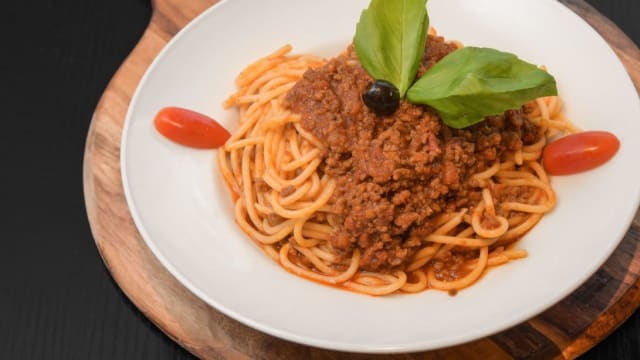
83 0 640 358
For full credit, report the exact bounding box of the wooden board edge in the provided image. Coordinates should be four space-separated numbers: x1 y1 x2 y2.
563 279 640 359
81 16 207 360
556 0 640 358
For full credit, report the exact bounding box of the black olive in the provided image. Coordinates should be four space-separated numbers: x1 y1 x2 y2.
362 80 400 116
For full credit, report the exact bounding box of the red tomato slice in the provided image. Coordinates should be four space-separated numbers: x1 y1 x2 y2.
543 131 619 175
154 107 230 149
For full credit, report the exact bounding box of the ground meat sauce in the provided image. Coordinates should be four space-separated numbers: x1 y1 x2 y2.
284 35 539 273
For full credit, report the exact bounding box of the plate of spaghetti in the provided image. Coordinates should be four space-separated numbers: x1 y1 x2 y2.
121 0 640 353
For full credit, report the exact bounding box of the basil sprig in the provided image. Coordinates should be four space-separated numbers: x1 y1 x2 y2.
407 47 558 128
354 0 428 97
354 0 558 129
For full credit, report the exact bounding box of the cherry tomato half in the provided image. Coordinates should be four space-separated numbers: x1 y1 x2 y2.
154 107 230 149
543 131 619 176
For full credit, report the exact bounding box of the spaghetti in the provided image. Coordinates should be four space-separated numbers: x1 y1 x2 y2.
219 36 575 296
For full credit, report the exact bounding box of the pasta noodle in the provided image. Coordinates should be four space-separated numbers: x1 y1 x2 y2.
219 43 575 296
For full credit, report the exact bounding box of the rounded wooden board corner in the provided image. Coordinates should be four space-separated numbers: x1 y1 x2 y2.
83 0 640 358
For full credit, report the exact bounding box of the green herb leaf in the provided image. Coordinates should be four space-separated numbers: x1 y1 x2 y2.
407 47 558 129
354 0 429 97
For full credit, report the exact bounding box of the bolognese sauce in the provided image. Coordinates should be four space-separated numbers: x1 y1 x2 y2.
284 35 539 274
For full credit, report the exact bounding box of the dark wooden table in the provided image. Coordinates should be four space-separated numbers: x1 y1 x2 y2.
1 0 638 359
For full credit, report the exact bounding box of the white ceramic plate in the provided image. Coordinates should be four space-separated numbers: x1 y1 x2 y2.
121 0 640 353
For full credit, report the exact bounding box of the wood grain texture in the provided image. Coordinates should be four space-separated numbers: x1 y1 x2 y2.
82 0 640 358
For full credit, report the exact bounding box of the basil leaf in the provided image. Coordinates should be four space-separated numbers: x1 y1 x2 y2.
354 0 429 97
407 47 557 129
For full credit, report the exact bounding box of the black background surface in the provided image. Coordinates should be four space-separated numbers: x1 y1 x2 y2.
1 1 638 359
